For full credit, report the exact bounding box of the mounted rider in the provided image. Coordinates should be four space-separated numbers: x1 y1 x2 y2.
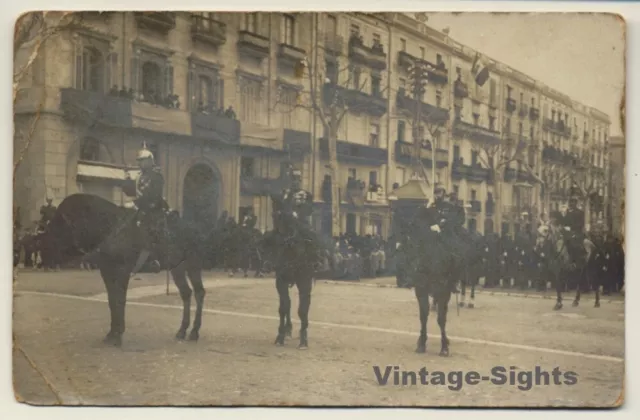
122 144 167 277
562 196 586 261
38 197 57 231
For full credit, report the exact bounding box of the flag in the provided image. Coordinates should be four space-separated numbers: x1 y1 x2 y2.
471 53 490 87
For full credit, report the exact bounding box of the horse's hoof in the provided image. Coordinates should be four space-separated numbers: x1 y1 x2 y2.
188 330 199 342
103 334 122 347
274 335 285 346
572 300 579 307
439 348 450 357
467 302 475 309
458 302 465 308
553 302 563 310
595 302 601 308
175 330 187 341
415 343 426 354
297 342 308 350
285 328 293 338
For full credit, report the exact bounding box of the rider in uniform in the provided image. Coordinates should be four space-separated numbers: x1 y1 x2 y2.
562 196 586 261
38 198 57 231
122 145 166 277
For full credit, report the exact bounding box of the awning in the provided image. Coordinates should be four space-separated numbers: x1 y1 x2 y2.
76 161 140 182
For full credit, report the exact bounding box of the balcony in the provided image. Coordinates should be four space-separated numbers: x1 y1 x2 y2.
397 51 448 84
518 104 528 118
324 33 344 56
283 129 312 156
470 200 482 213
349 34 387 70
452 162 490 183
542 145 579 165
486 200 495 216
135 12 176 34
323 83 387 117
454 79 469 99
452 120 501 145
237 31 270 59
506 98 517 113
278 43 306 65
191 112 240 145
529 106 539 120
191 15 227 47
396 90 449 124
395 140 448 168
60 88 133 128
319 137 387 166
240 175 286 196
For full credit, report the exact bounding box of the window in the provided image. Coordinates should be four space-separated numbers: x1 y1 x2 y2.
471 189 477 201
346 213 356 235
76 47 105 93
327 15 337 34
397 120 406 142
238 76 263 124
489 79 497 104
420 47 425 59
453 185 459 195
551 109 556 120
348 168 356 180
326 60 337 83
531 97 535 106
131 47 174 107
473 113 479 126
471 150 479 166
518 122 523 135
454 105 461 121
487 192 493 202
371 74 381 97
519 92 524 104
399 77 406 89
436 53 442 64
80 137 101 161
244 13 258 33
352 66 361 89
506 85 512 98
280 86 298 129
400 38 406 51
395 167 405 185
369 171 378 186
505 118 511 133
489 116 495 131
456 66 461 77
141 61 164 103
282 14 295 45
240 157 254 177
453 145 460 161
530 126 534 139
436 92 442 108
370 123 380 147
350 24 360 36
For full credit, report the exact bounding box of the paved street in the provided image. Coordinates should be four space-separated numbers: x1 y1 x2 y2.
13 269 624 407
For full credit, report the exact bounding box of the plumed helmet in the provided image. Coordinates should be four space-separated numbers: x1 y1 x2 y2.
434 183 446 194
137 143 155 163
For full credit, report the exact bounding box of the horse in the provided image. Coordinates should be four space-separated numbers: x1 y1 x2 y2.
267 194 324 349
404 215 466 357
535 223 596 310
459 230 485 309
41 193 207 347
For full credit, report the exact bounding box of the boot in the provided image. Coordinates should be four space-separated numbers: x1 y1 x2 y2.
131 249 151 278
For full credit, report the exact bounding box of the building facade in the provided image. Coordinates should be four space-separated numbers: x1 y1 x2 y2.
14 12 613 238
608 136 625 237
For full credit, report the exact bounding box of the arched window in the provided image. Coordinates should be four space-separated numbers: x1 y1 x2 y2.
75 46 105 93
198 75 213 110
141 61 163 103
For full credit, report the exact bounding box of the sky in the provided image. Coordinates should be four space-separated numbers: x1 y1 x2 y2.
422 12 625 136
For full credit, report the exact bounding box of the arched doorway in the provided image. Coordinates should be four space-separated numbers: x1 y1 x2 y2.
183 164 219 229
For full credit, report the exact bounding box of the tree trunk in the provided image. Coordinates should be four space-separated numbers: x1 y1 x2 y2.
328 121 341 237
492 170 503 235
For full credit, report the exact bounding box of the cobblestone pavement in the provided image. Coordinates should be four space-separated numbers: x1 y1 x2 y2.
13 270 624 407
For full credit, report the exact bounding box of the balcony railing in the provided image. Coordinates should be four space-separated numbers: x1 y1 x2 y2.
452 162 491 183
324 33 344 56
278 43 306 64
135 12 176 34
397 51 448 84
191 15 227 46
323 83 387 117
505 98 517 113
394 140 449 168
60 88 133 127
319 137 387 166
396 90 449 124
349 34 387 70
452 120 501 145
529 107 540 120
237 30 270 59
518 104 528 118
191 112 240 145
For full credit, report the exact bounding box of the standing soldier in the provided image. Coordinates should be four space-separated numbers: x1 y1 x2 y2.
39 198 57 230
122 144 166 278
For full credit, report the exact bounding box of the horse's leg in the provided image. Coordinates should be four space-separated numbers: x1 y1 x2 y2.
437 290 452 357
106 265 130 347
414 283 429 353
553 271 563 310
171 262 191 340
274 273 290 346
297 274 312 349
99 265 120 345
469 274 476 309
459 273 466 308
594 277 601 308
573 268 581 307
187 258 205 341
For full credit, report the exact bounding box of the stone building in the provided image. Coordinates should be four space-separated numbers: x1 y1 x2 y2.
13 12 612 238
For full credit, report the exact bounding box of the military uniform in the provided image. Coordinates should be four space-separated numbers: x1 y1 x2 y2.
39 202 56 230
563 207 585 234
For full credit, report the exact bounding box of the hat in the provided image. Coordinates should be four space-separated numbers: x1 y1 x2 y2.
137 142 154 161
434 183 446 193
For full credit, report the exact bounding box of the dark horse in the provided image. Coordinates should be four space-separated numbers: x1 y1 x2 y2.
404 220 467 357
535 223 596 310
265 194 323 349
42 194 207 347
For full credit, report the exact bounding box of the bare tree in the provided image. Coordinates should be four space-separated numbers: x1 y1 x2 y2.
13 12 81 183
275 37 387 236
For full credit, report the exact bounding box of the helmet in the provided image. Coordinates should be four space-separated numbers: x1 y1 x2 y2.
434 183 446 194
137 144 155 164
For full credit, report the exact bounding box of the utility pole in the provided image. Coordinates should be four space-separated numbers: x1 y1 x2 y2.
407 60 432 187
